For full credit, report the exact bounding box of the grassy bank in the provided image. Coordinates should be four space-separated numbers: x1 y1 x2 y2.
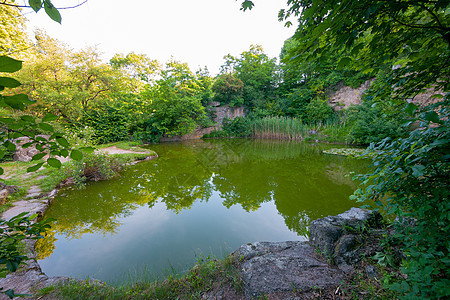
36 255 244 299
0 142 156 212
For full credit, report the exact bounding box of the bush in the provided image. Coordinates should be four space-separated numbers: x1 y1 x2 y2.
305 98 335 124
346 101 409 145
222 117 252 137
354 100 449 298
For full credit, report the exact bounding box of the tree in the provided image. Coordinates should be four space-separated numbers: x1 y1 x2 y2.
141 59 208 136
221 45 278 109
212 73 244 106
0 3 30 57
110 52 161 93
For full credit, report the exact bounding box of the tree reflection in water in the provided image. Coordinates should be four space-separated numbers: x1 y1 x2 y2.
36 139 368 260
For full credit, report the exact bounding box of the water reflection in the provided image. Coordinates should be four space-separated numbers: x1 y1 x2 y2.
37 139 368 281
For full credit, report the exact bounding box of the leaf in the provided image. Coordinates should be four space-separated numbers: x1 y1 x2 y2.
29 0 42 12
80 146 96 153
60 149 69 157
20 115 35 123
0 77 21 89
70 149 83 161
337 57 352 69
4 141 16 152
240 0 254 11
423 111 441 124
42 113 58 122
3 94 31 110
32 153 47 161
0 167 3 176
6 260 19 272
404 102 418 116
39 122 54 132
43 0 62 23
27 162 44 172
0 56 22 73
47 157 61 168
411 165 425 177
56 137 70 148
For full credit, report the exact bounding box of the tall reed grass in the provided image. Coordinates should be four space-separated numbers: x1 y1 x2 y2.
250 116 346 141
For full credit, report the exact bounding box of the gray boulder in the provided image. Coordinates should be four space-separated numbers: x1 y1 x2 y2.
234 241 343 298
310 207 382 267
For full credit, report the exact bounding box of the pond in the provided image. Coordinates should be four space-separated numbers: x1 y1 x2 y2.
36 139 369 284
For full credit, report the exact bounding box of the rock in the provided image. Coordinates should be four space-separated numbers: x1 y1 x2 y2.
365 265 379 279
310 208 382 266
234 241 343 298
12 136 49 162
0 182 19 195
334 234 363 267
0 189 8 205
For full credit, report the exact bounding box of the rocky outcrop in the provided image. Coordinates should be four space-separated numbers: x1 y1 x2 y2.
235 207 383 298
234 241 343 298
12 136 47 162
327 80 373 111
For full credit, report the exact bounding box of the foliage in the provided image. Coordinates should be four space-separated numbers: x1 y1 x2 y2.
346 101 409 145
141 60 209 137
221 45 278 110
0 212 53 298
110 52 161 93
0 2 30 57
222 117 252 137
304 98 334 124
58 152 134 189
353 100 450 298
212 73 244 106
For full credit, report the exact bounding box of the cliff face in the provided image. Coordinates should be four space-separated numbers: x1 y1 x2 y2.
327 80 373 111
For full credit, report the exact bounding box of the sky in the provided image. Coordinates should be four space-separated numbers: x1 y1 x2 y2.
22 0 297 75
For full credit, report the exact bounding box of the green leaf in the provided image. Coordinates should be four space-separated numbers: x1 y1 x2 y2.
411 165 425 177
240 0 254 11
39 122 54 132
31 153 46 161
42 113 58 122
29 0 42 12
337 57 352 69
80 146 96 153
0 167 3 176
56 137 70 148
423 111 441 124
43 0 62 23
27 162 44 172
4 141 16 152
60 149 69 157
20 115 35 123
70 149 83 161
404 102 418 116
3 94 32 110
0 77 21 89
47 157 61 168
0 117 15 124
0 56 22 73
6 260 19 272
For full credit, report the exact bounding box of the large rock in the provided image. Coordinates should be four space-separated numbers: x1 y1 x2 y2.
310 207 382 267
234 241 343 298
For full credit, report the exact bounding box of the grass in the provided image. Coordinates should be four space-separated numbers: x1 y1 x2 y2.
0 142 157 211
35 254 244 299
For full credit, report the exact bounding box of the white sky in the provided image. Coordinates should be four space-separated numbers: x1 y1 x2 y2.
22 0 297 75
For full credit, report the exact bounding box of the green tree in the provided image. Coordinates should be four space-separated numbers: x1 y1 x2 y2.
0 2 30 57
212 73 244 106
141 59 208 137
221 45 278 110
110 52 161 93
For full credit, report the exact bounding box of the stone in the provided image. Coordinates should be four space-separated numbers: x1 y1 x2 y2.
334 234 363 267
234 241 343 298
0 189 8 205
310 208 382 266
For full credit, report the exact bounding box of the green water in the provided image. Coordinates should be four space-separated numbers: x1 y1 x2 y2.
37 139 368 283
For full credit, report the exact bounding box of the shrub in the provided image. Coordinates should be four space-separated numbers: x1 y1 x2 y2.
346 101 409 145
353 100 450 298
222 117 252 137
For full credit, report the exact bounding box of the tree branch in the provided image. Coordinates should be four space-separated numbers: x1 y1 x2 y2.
0 0 88 10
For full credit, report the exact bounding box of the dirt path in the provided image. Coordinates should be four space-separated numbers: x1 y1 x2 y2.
99 145 154 155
